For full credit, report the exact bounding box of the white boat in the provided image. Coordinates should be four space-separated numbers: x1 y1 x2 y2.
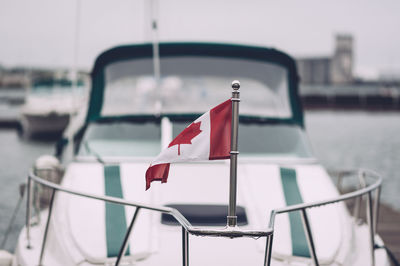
11 42 391 265
20 84 86 137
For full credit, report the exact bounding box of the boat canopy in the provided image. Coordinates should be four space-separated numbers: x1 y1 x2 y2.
87 43 304 126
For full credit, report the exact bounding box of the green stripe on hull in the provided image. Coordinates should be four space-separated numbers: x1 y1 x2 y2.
280 167 311 258
104 165 130 257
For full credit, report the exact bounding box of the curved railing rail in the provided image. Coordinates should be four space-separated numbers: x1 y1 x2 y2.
265 169 382 266
25 168 382 266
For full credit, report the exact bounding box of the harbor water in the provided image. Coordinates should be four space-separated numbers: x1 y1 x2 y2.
0 110 400 252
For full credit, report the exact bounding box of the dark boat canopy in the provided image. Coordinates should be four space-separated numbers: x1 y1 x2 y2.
87 42 304 127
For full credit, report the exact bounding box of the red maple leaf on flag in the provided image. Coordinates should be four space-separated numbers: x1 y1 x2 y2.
168 122 202 155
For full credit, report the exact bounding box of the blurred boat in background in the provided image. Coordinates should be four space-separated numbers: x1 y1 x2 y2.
20 79 87 138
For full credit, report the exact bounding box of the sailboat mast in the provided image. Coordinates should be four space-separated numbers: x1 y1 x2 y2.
150 0 160 82
72 0 81 88
148 0 162 114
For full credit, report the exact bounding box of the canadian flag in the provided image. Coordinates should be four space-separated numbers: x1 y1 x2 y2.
145 99 232 190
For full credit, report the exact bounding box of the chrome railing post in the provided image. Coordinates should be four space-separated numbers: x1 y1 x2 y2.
115 207 141 266
373 186 381 236
264 234 274 266
353 170 366 219
353 195 361 220
38 188 56 266
25 175 32 249
366 191 375 266
300 209 319 266
336 171 343 192
34 180 41 224
182 227 189 266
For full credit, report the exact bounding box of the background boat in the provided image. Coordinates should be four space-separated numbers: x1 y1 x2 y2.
20 78 87 138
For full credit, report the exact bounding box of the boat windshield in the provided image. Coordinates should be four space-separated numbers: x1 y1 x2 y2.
79 122 161 157
102 56 291 118
78 121 313 158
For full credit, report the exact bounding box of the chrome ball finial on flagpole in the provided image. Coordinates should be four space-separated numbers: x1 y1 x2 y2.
227 80 240 227
232 80 240 90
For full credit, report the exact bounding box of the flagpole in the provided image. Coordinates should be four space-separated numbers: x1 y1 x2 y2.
227 80 240 227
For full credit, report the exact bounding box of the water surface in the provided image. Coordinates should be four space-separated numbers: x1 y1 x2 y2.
305 111 400 211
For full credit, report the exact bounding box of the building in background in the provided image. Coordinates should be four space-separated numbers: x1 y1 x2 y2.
297 34 353 85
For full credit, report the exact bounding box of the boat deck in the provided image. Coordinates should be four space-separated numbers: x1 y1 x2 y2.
378 204 400 263
345 197 400 263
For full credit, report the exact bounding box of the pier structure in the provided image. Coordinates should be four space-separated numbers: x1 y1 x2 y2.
301 84 400 111
345 196 400 263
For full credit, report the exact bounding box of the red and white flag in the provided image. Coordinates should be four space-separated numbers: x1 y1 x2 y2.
145 99 232 190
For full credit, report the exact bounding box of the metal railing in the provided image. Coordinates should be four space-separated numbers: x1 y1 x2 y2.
25 168 382 266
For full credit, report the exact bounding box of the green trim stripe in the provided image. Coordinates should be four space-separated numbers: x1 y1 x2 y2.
104 165 130 257
280 167 311 258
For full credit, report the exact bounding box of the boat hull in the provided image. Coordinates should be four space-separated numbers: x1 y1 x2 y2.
20 112 70 137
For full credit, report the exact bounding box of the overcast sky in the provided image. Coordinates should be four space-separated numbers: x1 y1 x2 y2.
1 0 399 78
